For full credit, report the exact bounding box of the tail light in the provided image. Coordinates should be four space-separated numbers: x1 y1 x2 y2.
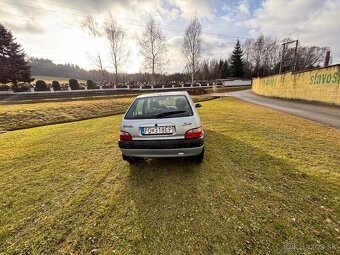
120 130 132 141
185 127 203 139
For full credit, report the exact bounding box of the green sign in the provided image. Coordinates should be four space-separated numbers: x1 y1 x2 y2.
265 78 276 86
310 72 340 85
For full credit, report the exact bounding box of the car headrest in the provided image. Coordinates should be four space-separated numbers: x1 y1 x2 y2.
176 98 187 109
150 100 160 109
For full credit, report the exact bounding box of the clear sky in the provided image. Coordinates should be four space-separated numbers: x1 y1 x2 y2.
1 0 339 73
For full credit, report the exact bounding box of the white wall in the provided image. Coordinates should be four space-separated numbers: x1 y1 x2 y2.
223 80 251 86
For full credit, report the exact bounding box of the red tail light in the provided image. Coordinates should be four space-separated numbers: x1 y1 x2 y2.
120 130 132 141
185 127 203 139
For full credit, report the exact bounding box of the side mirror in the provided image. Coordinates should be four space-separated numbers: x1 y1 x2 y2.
195 103 202 108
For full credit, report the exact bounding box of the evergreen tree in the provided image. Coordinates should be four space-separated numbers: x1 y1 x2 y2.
0 23 33 85
218 59 224 79
221 60 230 78
231 39 244 77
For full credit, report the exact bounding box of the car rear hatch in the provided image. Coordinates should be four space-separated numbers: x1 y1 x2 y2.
122 116 198 140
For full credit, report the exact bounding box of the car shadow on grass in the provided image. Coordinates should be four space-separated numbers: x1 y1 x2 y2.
129 157 202 172
103 130 338 254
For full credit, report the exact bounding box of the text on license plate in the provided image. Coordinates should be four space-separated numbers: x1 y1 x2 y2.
141 126 174 135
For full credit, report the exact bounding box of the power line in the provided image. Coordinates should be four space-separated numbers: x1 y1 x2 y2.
27 0 93 14
0 1 89 17
0 0 248 40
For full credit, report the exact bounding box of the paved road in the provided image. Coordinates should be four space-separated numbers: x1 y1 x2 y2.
211 89 340 128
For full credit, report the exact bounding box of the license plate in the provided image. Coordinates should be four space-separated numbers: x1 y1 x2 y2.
141 126 174 135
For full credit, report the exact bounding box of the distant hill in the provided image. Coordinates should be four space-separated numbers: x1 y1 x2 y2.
29 57 103 82
32 75 86 84
28 57 190 83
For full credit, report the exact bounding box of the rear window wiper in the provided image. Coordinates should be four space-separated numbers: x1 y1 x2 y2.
153 110 187 118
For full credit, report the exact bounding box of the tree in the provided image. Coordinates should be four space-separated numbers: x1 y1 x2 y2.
253 35 265 77
104 12 128 85
52 80 61 91
231 39 244 77
218 59 224 79
82 16 106 83
221 60 230 79
200 58 210 81
242 38 254 78
209 59 219 79
69 79 80 90
296 45 327 71
182 17 202 84
35 80 48 91
0 23 33 85
138 19 168 81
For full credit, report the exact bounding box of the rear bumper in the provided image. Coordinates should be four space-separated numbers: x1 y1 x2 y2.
118 137 204 158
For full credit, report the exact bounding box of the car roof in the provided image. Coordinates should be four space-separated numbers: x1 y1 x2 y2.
136 91 189 98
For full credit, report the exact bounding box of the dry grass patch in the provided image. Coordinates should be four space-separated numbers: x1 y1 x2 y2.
0 95 216 131
0 98 338 254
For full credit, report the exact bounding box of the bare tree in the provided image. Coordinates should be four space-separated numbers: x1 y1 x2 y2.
239 35 328 77
199 58 210 81
104 12 128 85
253 35 265 77
261 37 280 76
182 17 202 84
242 38 254 77
296 46 327 70
138 19 168 82
81 16 105 83
208 58 219 80
244 35 281 77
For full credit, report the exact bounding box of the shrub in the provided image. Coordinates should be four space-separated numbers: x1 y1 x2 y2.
60 83 68 90
87 80 98 89
11 83 31 92
35 80 49 91
69 79 80 90
102 84 114 89
0 84 10 91
52 81 61 91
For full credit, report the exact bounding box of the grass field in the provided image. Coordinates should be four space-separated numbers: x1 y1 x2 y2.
0 98 339 254
0 95 216 131
32 76 87 84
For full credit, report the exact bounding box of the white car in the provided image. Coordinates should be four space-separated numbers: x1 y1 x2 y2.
118 91 204 163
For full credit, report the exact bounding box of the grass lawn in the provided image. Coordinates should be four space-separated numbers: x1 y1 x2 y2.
0 98 339 254
0 95 216 131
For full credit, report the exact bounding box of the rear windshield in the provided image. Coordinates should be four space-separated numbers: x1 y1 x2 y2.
124 95 193 119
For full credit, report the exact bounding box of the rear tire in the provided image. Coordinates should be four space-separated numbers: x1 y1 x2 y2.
193 147 204 163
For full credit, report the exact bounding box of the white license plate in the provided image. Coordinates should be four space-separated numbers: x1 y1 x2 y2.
141 126 174 135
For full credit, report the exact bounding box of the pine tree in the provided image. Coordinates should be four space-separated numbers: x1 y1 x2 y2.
231 39 244 77
0 23 33 85
218 59 224 79
221 60 230 78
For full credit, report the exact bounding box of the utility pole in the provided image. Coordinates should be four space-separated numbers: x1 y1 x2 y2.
279 43 286 74
293 40 299 71
279 39 299 74
324 50 331 67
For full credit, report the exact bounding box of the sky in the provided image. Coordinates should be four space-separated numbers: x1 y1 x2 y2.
1 0 339 74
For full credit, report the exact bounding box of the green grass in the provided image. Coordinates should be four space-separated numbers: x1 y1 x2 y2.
0 98 339 254
0 95 216 131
